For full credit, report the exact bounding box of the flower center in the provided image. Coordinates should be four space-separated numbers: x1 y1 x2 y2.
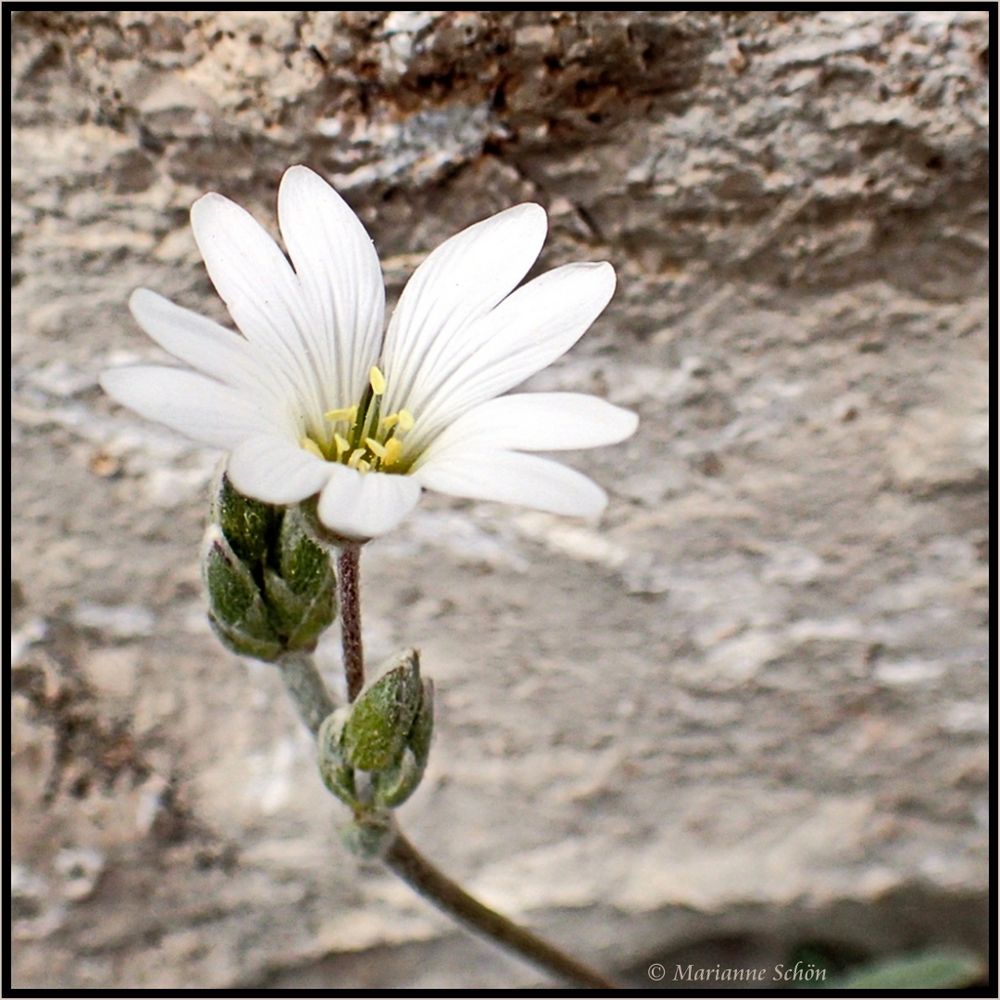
300 366 414 474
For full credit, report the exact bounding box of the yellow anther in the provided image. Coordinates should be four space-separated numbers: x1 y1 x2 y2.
357 459 371 473
325 406 357 424
381 409 413 435
382 437 403 468
333 433 350 460
365 437 388 460
369 365 386 396
347 448 367 470
300 437 326 460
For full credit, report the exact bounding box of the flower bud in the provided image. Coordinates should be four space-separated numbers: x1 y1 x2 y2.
203 475 337 662
372 678 434 808
317 708 358 807
203 527 284 661
211 472 277 567
340 650 424 772
266 509 338 650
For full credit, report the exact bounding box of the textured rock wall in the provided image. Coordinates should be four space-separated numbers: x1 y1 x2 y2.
10 10 989 989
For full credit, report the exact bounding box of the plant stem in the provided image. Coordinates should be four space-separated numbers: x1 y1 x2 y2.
336 543 364 701
384 825 619 989
284 549 619 989
279 651 336 733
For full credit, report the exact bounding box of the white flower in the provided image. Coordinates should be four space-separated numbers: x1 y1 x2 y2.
101 166 638 541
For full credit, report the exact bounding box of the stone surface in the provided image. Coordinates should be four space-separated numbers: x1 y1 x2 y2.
10 9 989 990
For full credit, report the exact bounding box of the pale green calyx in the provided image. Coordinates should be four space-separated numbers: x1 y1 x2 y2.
317 649 434 838
203 475 337 661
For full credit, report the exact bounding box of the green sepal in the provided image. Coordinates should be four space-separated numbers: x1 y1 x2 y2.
203 531 283 660
275 508 337 650
341 650 423 772
212 475 278 567
408 678 434 769
285 575 336 651
372 748 423 809
373 678 434 807
317 709 358 807
278 509 335 598
204 478 337 659
262 569 306 633
207 612 284 662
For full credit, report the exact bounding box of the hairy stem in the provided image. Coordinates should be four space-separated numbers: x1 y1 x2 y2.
279 651 336 732
384 826 619 989
336 543 364 701
282 548 619 989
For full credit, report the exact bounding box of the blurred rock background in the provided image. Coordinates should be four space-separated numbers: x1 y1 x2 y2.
10 10 989 989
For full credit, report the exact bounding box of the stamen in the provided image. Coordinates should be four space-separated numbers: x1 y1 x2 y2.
301 437 326 460
325 406 357 424
382 437 403 468
360 394 382 445
325 371 415 475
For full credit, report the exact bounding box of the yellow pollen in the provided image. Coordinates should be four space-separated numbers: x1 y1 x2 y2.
321 374 415 474
301 437 325 459
324 406 357 424
382 437 403 467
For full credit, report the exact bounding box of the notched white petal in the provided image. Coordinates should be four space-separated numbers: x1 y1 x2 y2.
317 466 422 541
100 365 271 449
422 392 638 457
381 202 548 416
190 191 328 426
227 434 333 506
128 288 274 395
403 260 618 452
278 165 385 408
414 449 608 519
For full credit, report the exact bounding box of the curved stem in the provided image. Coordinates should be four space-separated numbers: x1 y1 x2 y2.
281 549 619 989
279 651 336 732
384 826 619 989
336 544 364 701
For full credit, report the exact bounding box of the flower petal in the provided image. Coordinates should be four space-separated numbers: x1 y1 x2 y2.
190 192 329 431
100 366 274 449
420 392 638 458
227 434 333 505
316 466 423 541
128 289 280 399
278 165 385 408
403 261 616 455
413 448 608 518
381 203 547 416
